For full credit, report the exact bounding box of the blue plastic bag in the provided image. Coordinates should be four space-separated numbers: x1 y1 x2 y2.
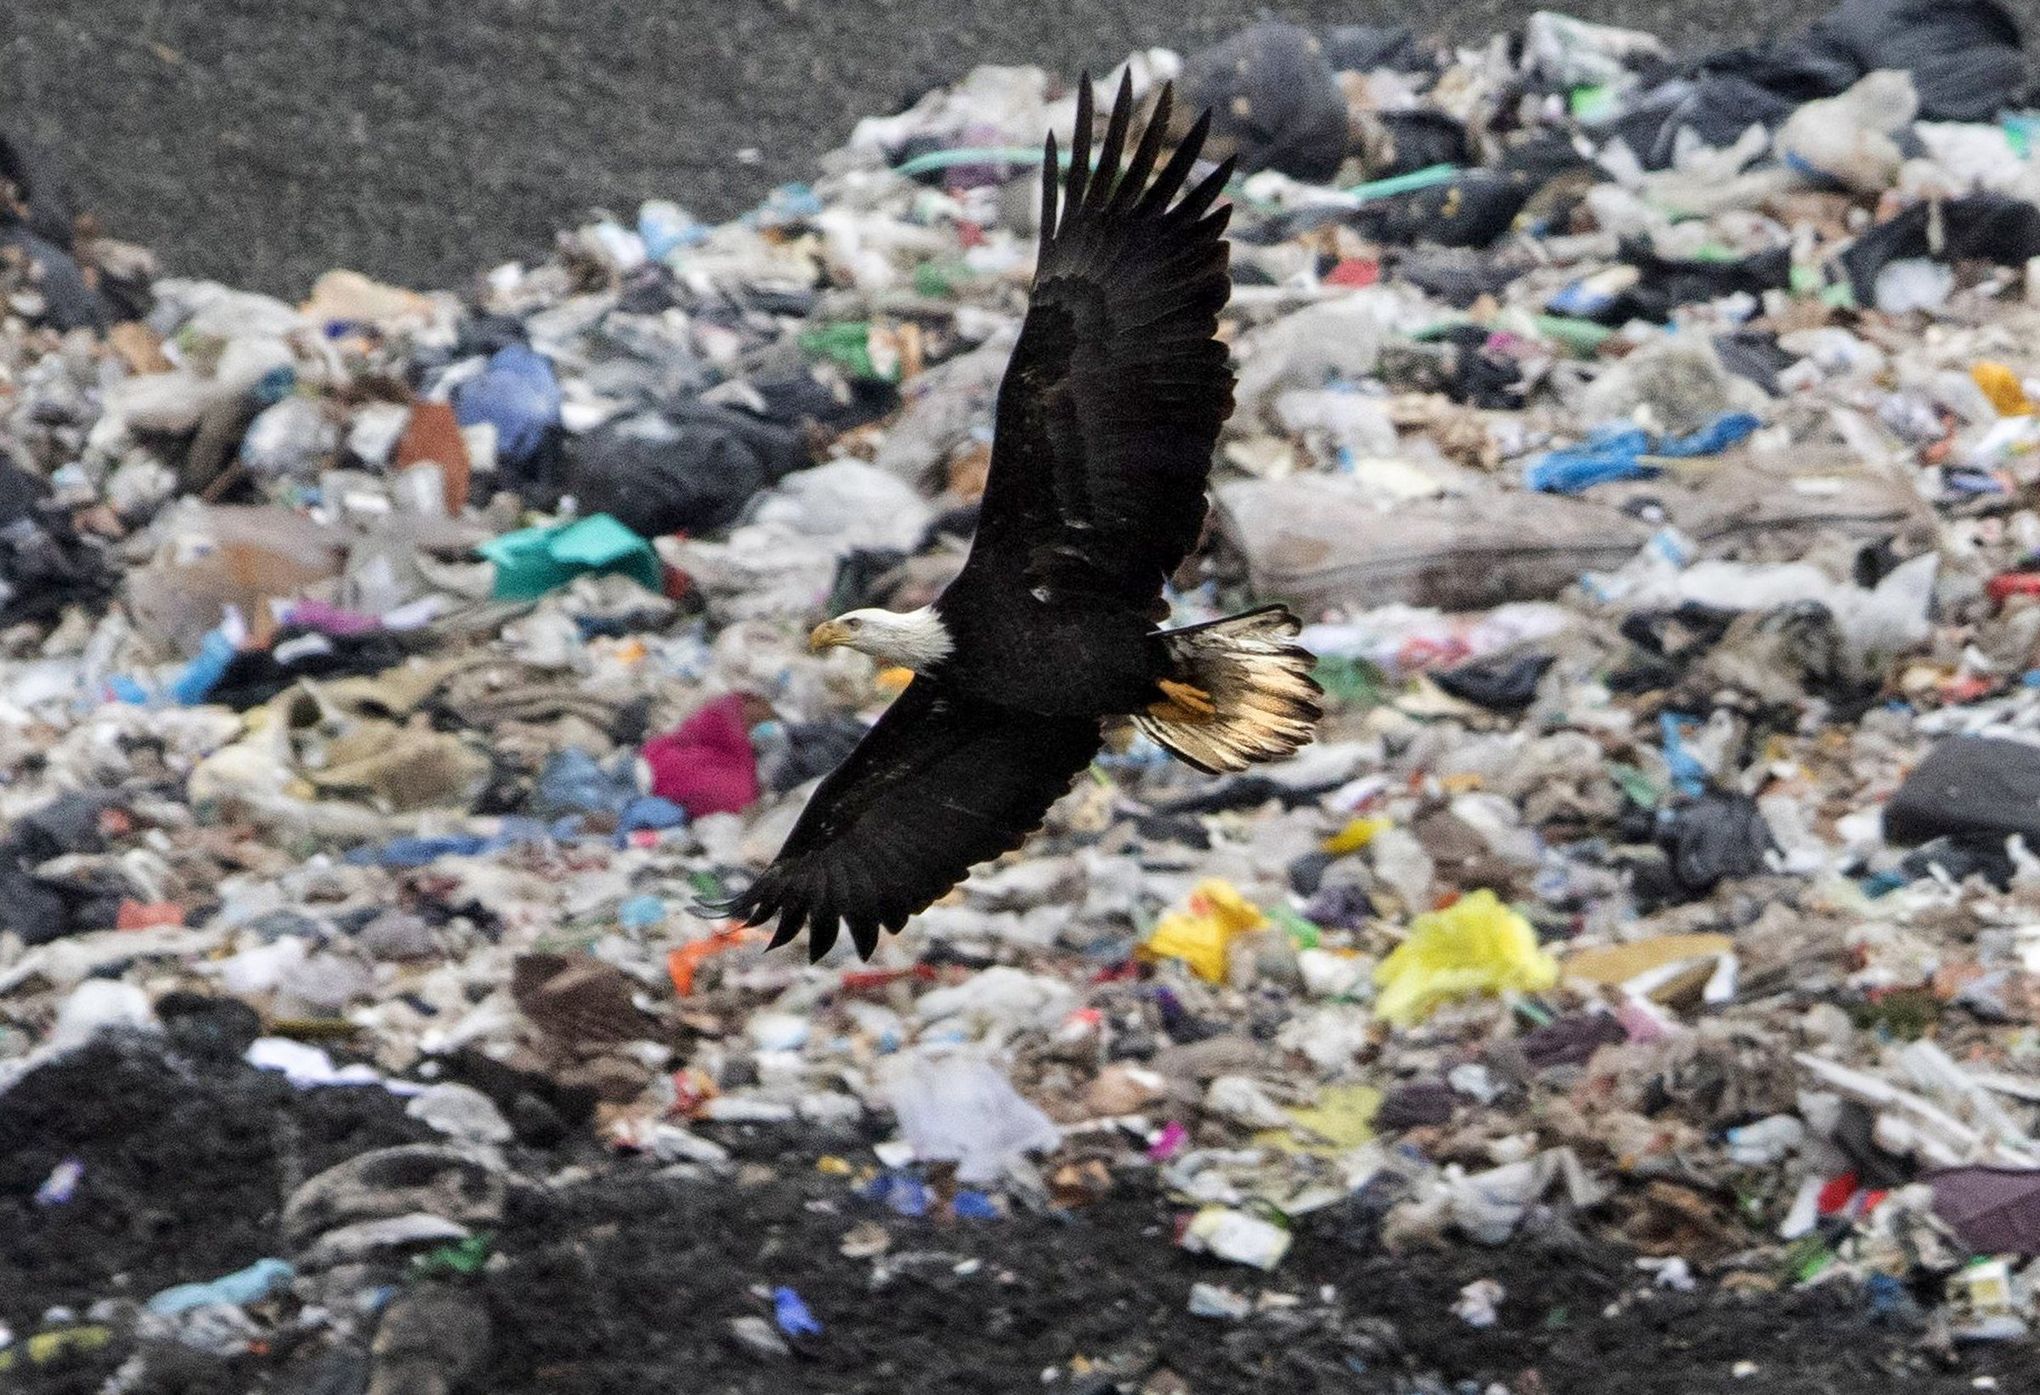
147 1258 295 1316
1525 412 1763 493
1523 425 1652 493
773 1287 824 1338
455 344 560 466
170 629 238 705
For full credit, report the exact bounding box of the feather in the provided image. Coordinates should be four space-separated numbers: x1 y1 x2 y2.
719 679 1101 960
716 77 1268 962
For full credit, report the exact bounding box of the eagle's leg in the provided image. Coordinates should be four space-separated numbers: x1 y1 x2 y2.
1150 678 1217 723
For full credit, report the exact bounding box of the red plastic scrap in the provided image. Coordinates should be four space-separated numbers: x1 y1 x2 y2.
116 901 184 931
1939 675 1999 705
1816 1173 1859 1216
838 964 937 994
1987 573 2040 604
666 926 759 996
668 1067 719 1118
1325 258 1380 288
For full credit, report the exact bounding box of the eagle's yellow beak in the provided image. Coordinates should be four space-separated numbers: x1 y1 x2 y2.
809 619 852 653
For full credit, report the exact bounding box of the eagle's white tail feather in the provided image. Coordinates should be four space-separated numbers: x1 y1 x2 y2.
1133 606 1322 774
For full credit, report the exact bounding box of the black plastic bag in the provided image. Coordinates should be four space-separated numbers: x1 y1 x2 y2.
1686 46 1861 106
1364 169 1539 248
1388 325 1527 410
1392 249 1525 307
1894 835 2015 890
1319 25 1425 74
0 789 122 945
567 402 808 538
207 628 426 712
0 459 113 626
761 717 869 794
1713 332 1795 396
1805 0 2029 123
1603 76 1799 172
1611 240 1793 325
1687 0 2030 123
1435 653 1555 712
1884 735 2040 848
828 547 909 614
1655 792 1775 895
0 131 78 250
1181 22 1350 181
1367 110 1469 180
747 370 899 433
1838 195 2040 307
1 227 110 332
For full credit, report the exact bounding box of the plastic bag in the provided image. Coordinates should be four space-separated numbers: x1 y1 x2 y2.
1372 889 1559 1025
644 696 760 818
882 1051 1060 1184
1180 22 1348 180
567 404 807 538
454 343 560 466
1141 879 1269 983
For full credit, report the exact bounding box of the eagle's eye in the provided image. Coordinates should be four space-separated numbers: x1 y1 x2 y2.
845 617 862 629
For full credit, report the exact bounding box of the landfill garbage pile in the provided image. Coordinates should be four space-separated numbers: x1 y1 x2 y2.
7 5 2040 1392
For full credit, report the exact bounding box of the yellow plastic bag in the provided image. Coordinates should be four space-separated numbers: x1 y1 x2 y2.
1323 816 1389 855
1972 362 2033 417
1372 889 1558 1025
1258 1083 1383 1156
1141 878 1267 982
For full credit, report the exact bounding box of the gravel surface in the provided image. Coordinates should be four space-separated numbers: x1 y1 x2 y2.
1 1 1828 296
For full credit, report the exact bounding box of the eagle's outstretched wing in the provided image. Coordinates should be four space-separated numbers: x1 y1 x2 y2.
952 70 1237 619
712 678 1100 961
714 75 1234 960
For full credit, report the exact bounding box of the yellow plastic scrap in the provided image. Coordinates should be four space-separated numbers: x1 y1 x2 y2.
1564 933 1735 987
1323 816 1389 855
1141 878 1267 982
1973 361 2034 417
1259 1083 1383 1156
1372 889 1559 1026
0 1326 112 1372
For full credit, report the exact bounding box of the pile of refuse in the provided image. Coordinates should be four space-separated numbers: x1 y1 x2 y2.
8 2 2040 1388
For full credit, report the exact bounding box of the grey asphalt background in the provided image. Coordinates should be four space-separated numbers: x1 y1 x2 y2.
1 1 1829 296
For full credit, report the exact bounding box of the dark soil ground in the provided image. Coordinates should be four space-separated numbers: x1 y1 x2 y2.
0 1037 433 1332
4 1036 2037 1394
0 0 1831 296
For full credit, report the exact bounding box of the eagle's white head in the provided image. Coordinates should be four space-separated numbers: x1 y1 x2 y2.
809 606 955 671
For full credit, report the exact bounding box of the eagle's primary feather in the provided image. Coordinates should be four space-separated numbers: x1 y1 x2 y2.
714 71 1316 961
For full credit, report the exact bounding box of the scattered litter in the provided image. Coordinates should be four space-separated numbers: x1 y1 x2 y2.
1373 891 1559 1025
772 1287 824 1339
6 6 2040 1380
1187 1282 1253 1320
1451 1278 1505 1329
1182 1207 1293 1271
31 1159 83 1208
145 1258 296 1317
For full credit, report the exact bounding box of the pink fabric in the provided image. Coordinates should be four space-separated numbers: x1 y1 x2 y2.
644 695 759 817
284 599 382 635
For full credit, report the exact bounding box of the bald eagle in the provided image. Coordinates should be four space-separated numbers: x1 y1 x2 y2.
718 72 1322 961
